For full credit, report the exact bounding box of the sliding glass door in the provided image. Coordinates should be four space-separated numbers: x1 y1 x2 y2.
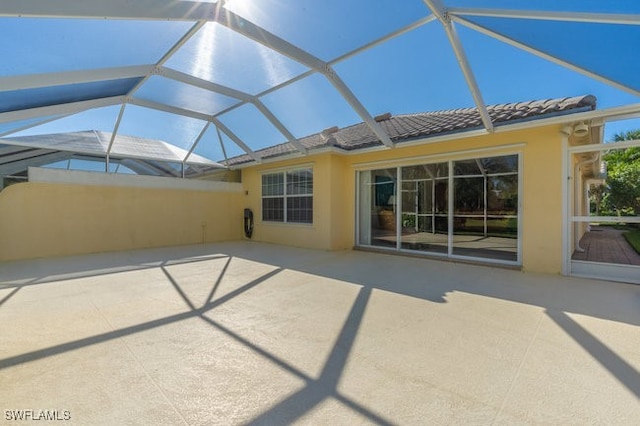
357 153 520 265
399 163 448 254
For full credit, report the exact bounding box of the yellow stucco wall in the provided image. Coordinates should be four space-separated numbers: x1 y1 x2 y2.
0 182 243 261
0 124 566 273
240 125 565 273
520 128 564 274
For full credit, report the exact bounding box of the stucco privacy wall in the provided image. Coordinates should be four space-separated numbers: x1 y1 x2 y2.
241 125 564 274
0 171 244 261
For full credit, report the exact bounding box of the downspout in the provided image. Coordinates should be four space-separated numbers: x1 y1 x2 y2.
573 153 599 252
561 127 571 276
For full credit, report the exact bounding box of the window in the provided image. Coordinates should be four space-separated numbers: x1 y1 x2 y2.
262 168 313 224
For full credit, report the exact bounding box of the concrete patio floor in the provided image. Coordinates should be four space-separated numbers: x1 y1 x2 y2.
1 242 639 425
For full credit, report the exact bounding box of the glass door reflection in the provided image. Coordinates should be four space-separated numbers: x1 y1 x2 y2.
451 156 518 261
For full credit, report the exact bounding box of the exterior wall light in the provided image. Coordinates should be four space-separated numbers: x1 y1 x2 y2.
573 122 589 137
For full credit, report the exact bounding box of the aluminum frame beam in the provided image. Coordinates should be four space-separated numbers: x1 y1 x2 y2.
129 98 211 122
215 126 229 164
423 0 493 133
159 67 253 102
105 104 127 171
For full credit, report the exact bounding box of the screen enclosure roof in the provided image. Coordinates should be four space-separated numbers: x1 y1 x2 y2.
0 0 639 170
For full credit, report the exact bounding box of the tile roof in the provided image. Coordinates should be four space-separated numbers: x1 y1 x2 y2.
225 95 596 166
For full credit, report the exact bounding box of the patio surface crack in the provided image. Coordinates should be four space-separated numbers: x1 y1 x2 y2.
491 312 543 425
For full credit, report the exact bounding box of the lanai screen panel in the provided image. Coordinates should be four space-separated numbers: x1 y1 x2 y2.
5 107 123 137
134 76 240 116
191 124 231 162
333 22 475 115
259 73 362 139
224 0 430 60
0 0 638 167
0 78 141 114
217 103 288 152
0 116 66 137
164 22 309 95
115 105 208 152
458 16 640 93
0 18 192 75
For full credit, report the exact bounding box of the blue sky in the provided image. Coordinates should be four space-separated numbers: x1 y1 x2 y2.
2 0 640 163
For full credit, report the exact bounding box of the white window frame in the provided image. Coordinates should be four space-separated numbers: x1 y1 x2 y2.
261 167 313 224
